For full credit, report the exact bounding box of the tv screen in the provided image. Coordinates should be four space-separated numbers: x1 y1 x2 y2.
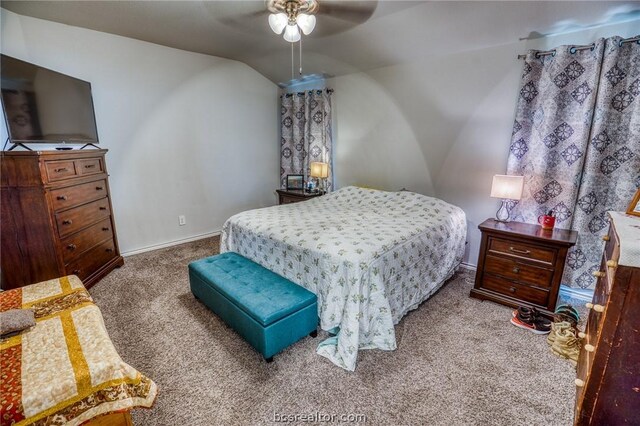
1 55 99 145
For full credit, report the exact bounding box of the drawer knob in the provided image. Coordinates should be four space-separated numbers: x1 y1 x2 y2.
593 304 605 313
606 260 618 268
85 164 96 168
102 227 110 231
72 269 81 275
67 244 76 250
512 267 520 274
602 235 610 241
57 195 67 201
592 271 605 278
62 219 73 225
54 167 68 173
106 248 114 253
584 344 595 352
578 332 586 339
96 186 104 190
509 286 516 293
575 379 585 388
509 246 531 255
99 206 107 211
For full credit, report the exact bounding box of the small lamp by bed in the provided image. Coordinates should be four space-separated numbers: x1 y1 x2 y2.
490 174 524 222
310 162 329 194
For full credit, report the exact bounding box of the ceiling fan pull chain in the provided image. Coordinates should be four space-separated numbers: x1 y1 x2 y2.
291 40 294 80
299 36 303 76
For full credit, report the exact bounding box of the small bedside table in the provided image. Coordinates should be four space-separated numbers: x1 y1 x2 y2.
470 219 578 317
276 189 323 205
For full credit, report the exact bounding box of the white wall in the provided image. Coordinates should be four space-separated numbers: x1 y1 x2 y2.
1 9 279 254
329 19 640 265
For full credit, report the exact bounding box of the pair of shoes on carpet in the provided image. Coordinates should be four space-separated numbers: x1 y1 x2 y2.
510 306 551 335
547 304 582 366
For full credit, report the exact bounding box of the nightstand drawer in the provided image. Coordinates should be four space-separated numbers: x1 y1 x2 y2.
482 274 550 306
488 238 556 265
484 255 554 288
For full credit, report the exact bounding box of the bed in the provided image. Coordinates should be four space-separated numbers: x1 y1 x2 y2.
221 186 467 371
0 276 157 425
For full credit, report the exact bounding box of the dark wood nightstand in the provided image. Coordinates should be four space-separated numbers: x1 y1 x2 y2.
276 189 323 205
470 219 578 317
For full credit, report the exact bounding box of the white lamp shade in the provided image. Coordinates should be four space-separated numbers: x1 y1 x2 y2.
490 175 524 200
310 162 328 178
296 13 316 35
268 13 288 34
283 23 301 42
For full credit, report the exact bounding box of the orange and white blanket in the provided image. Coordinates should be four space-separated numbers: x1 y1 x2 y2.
0 276 157 425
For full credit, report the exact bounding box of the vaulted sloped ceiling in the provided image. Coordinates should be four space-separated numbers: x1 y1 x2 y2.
2 1 639 84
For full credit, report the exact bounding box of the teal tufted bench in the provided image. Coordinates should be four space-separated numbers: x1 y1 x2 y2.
189 252 318 362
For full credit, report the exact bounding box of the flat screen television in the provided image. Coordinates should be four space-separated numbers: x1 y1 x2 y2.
1 54 99 149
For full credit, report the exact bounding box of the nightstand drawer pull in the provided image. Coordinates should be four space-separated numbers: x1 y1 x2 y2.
102 227 110 231
575 379 585 388
85 164 96 169
592 271 605 278
578 332 586 339
57 195 67 201
62 219 73 225
602 235 610 241
584 344 595 352
509 286 516 293
96 186 104 190
99 206 107 211
67 244 76 250
509 247 531 255
606 260 618 268
54 167 68 173
72 269 81 275
512 267 520 274
106 248 114 253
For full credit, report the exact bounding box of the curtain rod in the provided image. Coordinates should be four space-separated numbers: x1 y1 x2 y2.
517 35 640 60
280 88 334 98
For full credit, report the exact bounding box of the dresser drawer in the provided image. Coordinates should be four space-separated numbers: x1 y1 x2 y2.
44 160 77 182
482 274 550 306
60 218 114 264
66 239 117 281
488 237 556 265
76 157 103 176
484 254 554 288
50 179 108 211
55 198 111 238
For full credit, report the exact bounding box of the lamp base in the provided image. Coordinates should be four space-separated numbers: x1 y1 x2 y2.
495 200 511 222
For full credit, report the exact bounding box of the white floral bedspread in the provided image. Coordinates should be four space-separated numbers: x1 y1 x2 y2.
221 186 467 371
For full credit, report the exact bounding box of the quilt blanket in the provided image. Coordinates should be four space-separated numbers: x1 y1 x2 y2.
0 276 157 425
221 186 467 370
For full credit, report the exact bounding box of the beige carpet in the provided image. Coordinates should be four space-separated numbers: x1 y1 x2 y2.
90 236 576 425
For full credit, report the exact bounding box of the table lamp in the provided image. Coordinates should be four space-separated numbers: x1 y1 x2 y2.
310 162 329 193
490 174 524 222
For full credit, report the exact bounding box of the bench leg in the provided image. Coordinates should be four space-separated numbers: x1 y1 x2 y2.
310 330 318 338
265 356 274 363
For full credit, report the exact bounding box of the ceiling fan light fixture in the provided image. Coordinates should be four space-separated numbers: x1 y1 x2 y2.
283 23 301 43
268 13 288 34
296 13 316 35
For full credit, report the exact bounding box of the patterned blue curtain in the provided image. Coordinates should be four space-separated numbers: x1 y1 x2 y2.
280 89 333 190
507 36 640 290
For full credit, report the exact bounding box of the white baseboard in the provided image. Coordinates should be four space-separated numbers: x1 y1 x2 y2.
121 230 221 257
559 285 593 302
458 262 477 272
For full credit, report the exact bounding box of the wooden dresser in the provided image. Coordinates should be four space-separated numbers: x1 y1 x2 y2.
1 149 123 290
574 212 640 425
276 189 323 205
470 219 578 316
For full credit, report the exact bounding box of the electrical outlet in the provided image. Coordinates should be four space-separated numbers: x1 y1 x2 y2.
179 215 186 226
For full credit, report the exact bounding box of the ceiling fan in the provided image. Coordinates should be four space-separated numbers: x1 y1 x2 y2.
207 1 378 39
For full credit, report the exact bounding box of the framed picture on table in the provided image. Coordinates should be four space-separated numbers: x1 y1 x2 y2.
286 174 304 190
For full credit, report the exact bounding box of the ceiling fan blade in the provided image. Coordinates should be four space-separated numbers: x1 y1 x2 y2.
318 0 377 23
